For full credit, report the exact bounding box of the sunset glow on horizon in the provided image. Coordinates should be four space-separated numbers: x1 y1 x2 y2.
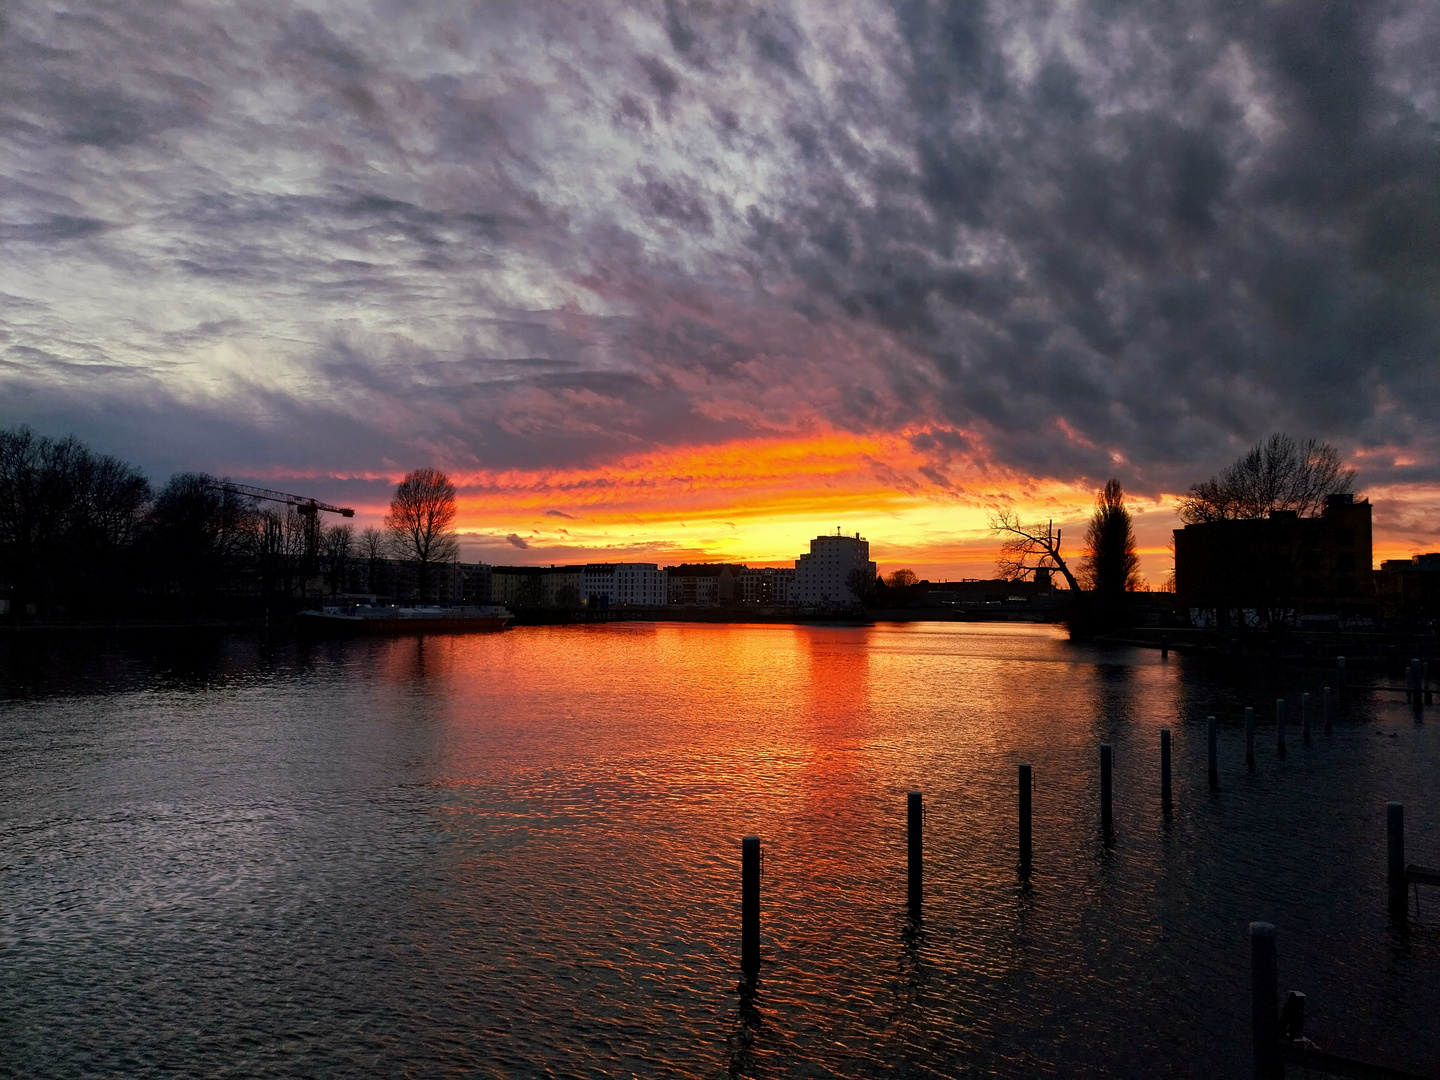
235 424 1434 582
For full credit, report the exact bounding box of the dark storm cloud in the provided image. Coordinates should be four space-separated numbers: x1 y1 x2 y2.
505 533 529 549
730 0 1440 489
1 1 1437 495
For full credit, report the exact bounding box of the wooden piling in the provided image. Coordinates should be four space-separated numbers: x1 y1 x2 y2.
1251 921 1280 1080
1019 764 1032 877
1301 692 1311 745
1407 659 1417 705
1160 634 1169 659
1275 699 1287 760
1100 744 1113 837
1388 802 1406 916
1160 728 1172 812
1426 661 1433 705
1245 707 1255 771
1323 686 1333 736
742 835 761 976
1207 716 1218 791
907 790 922 912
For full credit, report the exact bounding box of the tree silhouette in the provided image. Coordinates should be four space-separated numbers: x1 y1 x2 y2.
1081 479 1142 598
1178 434 1354 523
990 510 1083 593
385 468 459 601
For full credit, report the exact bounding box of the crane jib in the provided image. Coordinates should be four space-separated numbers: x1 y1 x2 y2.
211 482 355 518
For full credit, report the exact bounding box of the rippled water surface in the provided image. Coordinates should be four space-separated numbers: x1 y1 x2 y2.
2 622 1437 1078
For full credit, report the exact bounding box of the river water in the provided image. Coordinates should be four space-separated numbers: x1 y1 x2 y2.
1 622 1436 1078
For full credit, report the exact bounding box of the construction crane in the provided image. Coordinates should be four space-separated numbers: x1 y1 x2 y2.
211 481 355 518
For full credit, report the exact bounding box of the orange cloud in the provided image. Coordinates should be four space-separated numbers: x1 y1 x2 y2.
423 427 1173 579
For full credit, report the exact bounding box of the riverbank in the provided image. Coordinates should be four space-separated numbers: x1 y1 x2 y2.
0 616 271 635
507 605 1061 626
1103 625 1439 664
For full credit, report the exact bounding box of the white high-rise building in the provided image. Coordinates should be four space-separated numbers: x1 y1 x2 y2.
582 563 667 607
793 532 875 607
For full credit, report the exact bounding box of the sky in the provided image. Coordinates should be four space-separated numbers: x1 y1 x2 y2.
3 1 1438 580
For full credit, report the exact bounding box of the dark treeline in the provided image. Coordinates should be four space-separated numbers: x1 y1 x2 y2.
0 426 349 619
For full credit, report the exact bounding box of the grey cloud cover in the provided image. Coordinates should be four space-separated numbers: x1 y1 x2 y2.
1 0 1437 496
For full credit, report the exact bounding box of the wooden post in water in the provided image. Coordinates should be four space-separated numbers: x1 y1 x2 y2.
1406 660 1416 706
1018 764 1032 878
1301 692 1311 745
1412 659 1424 715
1160 634 1169 659
1100 744 1113 837
1323 686 1333 736
1275 699 1287 760
1388 802 1406 916
1245 707 1255 771
1426 661 1433 705
1337 656 1347 701
1207 716 1219 791
907 790 923 913
742 835 761 977
1251 922 1281 1080
1160 728 1172 813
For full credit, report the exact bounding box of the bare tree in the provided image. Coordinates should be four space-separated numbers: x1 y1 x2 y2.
321 524 353 599
1178 434 1355 523
148 473 258 599
385 468 459 600
0 426 152 611
845 565 877 605
886 569 918 589
991 510 1084 593
1081 479 1142 596
255 505 309 599
358 526 385 594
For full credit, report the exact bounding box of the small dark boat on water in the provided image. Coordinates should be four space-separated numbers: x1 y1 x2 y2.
297 604 513 635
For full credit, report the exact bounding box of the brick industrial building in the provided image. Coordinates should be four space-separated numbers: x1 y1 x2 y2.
1173 494 1373 629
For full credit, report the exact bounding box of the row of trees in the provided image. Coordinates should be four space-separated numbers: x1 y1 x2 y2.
0 426 462 617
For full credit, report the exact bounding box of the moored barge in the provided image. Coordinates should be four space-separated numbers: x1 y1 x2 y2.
298 604 512 635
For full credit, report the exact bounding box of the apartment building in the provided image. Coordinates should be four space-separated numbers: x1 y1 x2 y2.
582 563 667 607
793 532 875 607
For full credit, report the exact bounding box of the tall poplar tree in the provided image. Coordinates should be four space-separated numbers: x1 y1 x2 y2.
1082 479 1142 600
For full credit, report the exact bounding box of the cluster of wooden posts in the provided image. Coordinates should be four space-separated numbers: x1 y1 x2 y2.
737 654 1437 1078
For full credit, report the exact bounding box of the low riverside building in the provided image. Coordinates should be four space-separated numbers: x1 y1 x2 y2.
541 566 585 608
491 565 544 608
582 563 667 607
341 557 465 604
793 531 875 608
1173 493 1374 629
1376 552 1440 628
459 562 492 604
667 563 744 606
488 565 586 608
738 566 795 605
